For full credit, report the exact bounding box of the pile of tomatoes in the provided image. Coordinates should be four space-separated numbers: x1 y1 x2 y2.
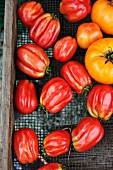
13 0 113 169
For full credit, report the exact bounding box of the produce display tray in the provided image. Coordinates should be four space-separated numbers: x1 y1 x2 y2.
1 0 113 170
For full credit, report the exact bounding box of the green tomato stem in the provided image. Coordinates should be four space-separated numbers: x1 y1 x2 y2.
45 66 51 76
40 104 49 118
82 85 93 95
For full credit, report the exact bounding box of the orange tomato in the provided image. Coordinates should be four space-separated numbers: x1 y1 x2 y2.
76 22 103 49
85 38 113 84
91 0 113 35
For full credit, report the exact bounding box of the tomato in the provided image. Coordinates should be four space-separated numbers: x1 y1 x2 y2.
53 36 77 62
38 163 62 170
14 80 38 114
18 1 44 27
44 130 71 157
61 61 92 94
16 44 50 78
85 38 113 84
60 0 91 22
29 13 60 49
72 117 104 152
91 0 113 35
87 85 113 120
40 77 73 114
76 22 103 49
14 128 39 164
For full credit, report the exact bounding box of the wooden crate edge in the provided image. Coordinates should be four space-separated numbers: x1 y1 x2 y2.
0 0 18 169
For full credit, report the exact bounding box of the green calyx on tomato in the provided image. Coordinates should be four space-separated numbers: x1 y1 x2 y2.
82 85 92 94
108 0 113 5
100 47 113 64
40 104 49 118
45 66 51 76
51 13 59 21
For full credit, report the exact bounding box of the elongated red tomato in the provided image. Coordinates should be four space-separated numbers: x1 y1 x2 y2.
61 61 92 94
87 85 113 120
38 163 62 170
18 1 44 27
44 130 71 157
60 0 91 22
14 128 39 164
29 13 60 48
14 80 38 114
72 117 104 152
53 36 77 62
40 77 73 114
16 44 50 78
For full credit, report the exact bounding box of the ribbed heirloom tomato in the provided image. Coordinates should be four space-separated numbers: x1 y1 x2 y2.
44 130 71 157
16 44 50 78
40 77 73 114
18 1 44 27
85 38 113 84
60 0 91 22
14 128 39 164
72 117 104 152
91 0 113 35
29 13 60 48
53 36 77 62
76 22 103 49
38 163 62 170
61 61 92 94
87 85 113 120
14 80 38 114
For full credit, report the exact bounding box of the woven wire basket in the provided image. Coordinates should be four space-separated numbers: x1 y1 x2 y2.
14 0 113 169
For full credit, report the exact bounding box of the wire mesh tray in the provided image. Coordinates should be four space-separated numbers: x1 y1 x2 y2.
14 0 113 169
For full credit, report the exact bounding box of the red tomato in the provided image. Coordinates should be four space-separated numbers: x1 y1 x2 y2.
61 61 92 94
60 0 91 22
14 128 39 164
53 36 77 62
40 77 73 114
44 130 71 157
29 13 60 49
14 80 38 114
16 44 50 78
72 117 104 152
38 163 62 170
87 85 113 120
18 1 44 27
76 22 103 49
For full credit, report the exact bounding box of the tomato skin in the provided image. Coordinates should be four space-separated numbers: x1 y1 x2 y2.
38 163 62 170
72 117 104 152
16 44 50 78
18 1 44 27
44 130 71 157
29 13 60 49
40 77 73 114
53 36 77 62
85 38 113 84
91 0 113 35
14 128 39 164
60 0 91 22
77 22 103 49
14 80 38 114
61 61 92 94
87 85 113 120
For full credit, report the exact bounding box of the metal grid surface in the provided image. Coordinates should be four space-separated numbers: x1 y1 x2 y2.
14 0 113 169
